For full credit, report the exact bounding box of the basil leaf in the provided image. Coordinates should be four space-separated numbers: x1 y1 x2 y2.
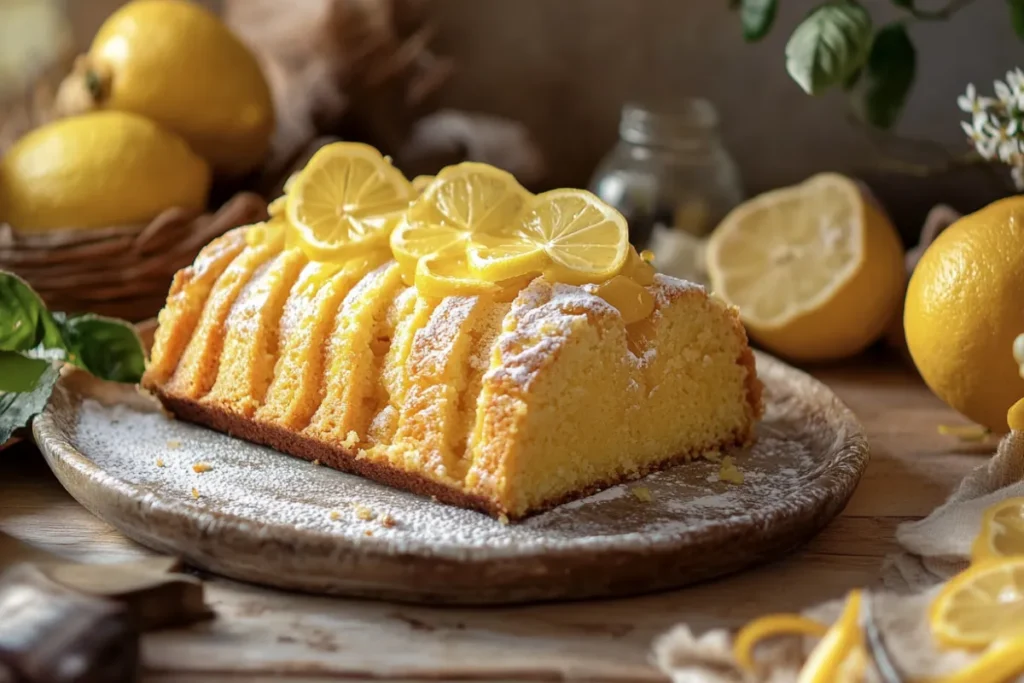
0 271 63 352
0 352 52 392
860 23 917 129
741 0 777 42
0 362 60 444
785 1 873 95
1011 0 1024 40
59 314 145 383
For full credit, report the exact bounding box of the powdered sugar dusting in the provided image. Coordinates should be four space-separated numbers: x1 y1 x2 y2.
51 351 865 566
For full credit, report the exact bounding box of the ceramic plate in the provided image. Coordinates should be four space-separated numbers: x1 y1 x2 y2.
34 351 868 604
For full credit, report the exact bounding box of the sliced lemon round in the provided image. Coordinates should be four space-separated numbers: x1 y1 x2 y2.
408 162 529 235
930 556 1024 649
972 498 1024 564
285 142 412 262
706 173 904 361
415 250 501 299
390 220 471 277
468 188 629 285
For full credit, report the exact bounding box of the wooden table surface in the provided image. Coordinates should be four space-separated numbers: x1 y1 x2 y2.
0 356 992 682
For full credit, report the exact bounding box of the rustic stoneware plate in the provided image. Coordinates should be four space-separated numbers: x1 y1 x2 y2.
34 351 868 604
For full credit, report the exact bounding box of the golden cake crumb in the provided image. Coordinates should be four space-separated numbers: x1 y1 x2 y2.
341 430 359 449
630 486 653 502
166 439 181 450
329 510 341 521
155 458 165 468
703 449 722 463
191 487 200 499
364 529 374 537
380 514 396 528
192 462 213 473
354 504 376 521
312 459 321 466
718 456 744 485
498 513 510 526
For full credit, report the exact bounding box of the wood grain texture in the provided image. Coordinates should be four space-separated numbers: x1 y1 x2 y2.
0 356 987 681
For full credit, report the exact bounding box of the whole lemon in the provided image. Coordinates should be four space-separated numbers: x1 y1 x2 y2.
56 0 273 176
904 197 1024 433
0 111 211 232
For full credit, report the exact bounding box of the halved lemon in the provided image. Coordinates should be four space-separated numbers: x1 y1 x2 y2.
285 142 412 262
972 498 1024 564
468 188 630 285
930 556 1024 649
706 173 905 361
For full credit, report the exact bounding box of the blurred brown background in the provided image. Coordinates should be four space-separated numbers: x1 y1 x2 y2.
63 0 1019 233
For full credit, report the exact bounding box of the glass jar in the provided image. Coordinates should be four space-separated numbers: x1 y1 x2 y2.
588 99 744 249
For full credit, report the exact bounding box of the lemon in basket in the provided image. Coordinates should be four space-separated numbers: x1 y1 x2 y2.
55 0 273 176
0 111 210 232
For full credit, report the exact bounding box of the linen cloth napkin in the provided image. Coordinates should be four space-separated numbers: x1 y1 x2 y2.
654 431 1024 682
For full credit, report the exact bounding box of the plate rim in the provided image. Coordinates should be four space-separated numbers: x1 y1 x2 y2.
33 351 870 602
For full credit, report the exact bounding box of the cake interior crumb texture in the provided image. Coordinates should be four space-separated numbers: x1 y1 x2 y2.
142 228 763 519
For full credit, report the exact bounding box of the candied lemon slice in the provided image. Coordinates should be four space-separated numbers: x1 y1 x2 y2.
286 142 412 262
468 188 629 285
407 162 529 235
415 250 501 299
733 614 828 671
972 497 1024 564
390 221 470 277
930 557 1024 649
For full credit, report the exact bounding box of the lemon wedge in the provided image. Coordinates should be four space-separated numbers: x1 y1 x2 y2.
286 142 412 262
468 188 630 285
930 556 1024 649
971 498 1024 564
706 173 904 361
1009 398 1024 432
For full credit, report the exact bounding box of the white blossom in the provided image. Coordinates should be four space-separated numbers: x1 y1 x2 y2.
958 68 1024 189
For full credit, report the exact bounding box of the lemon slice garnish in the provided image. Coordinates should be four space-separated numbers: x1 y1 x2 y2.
468 188 630 285
391 162 529 281
971 497 1024 564
733 614 828 671
286 142 412 262
415 250 501 299
930 556 1024 649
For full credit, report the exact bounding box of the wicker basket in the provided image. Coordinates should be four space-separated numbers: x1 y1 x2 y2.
0 193 268 321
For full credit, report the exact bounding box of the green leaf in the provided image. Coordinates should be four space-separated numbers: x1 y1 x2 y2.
1011 0 1024 40
58 314 145 383
0 363 60 443
785 1 873 95
0 352 52 392
741 0 777 42
0 271 63 353
860 23 917 129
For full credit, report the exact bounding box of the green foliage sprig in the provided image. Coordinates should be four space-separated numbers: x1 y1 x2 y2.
731 0 1021 129
0 270 145 443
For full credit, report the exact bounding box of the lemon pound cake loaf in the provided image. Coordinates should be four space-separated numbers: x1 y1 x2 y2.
141 145 762 519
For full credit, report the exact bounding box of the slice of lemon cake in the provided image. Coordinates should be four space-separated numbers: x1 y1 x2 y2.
142 145 762 519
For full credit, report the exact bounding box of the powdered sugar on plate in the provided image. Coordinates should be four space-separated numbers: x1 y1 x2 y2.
36 351 868 602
